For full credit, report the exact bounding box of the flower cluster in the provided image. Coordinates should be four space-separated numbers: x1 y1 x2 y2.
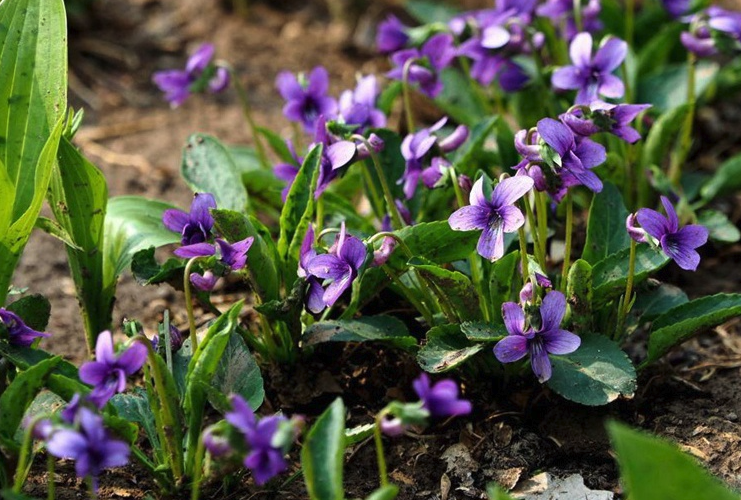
681 7 741 57
153 43 229 107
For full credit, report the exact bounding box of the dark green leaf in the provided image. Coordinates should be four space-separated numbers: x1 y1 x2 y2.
566 259 593 332
640 104 690 170
130 247 185 287
181 134 248 212
487 251 519 321
583 182 631 264
453 116 500 175
254 128 294 164
209 333 264 413
377 81 402 116
417 324 484 373
637 62 719 112
435 68 486 126
302 398 346 500
110 389 160 454
698 209 740 243
404 0 460 23
389 222 479 269
645 293 741 365
607 422 741 500
700 153 741 201
592 246 670 304
410 259 482 322
636 24 683 77
630 283 688 323
460 321 507 342
6 294 51 332
0 357 60 440
303 315 416 349
547 334 636 406
345 423 375 446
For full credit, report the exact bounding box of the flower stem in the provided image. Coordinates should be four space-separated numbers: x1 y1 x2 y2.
572 0 583 32
449 167 466 209
535 191 549 263
560 192 573 293
669 51 696 187
354 135 405 229
523 196 545 271
625 0 635 48
617 238 637 339
374 411 390 488
518 226 530 283
401 58 417 133
226 66 269 170
13 415 43 493
190 436 206 500
183 258 200 352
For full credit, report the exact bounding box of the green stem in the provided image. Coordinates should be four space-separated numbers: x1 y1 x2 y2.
87 476 98 499
401 58 417 133
535 191 549 264
560 192 573 293
353 135 405 229
572 0 583 33
374 412 389 488
361 157 385 220
13 415 43 493
449 167 466 209
523 197 545 271
625 0 635 49
316 196 325 236
183 258 200 352
226 66 269 170
617 238 637 339
163 309 173 374
517 226 530 283
190 437 206 500
669 52 697 187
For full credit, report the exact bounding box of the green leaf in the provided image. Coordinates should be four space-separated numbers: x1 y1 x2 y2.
417 324 484 373
302 398 346 500
698 209 741 243
209 333 264 413
404 0 459 23
6 294 51 332
582 182 631 264
303 315 416 350
130 247 185 287
460 321 507 342
607 422 741 500
699 153 741 201
636 23 683 78
345 423 375 446
630 283 688 323
33 216 81 250
211 209 281 301
50 137 110 346
487 251 519 321
181 134 248 212
0 345 84 401
637 62 719 112
409 258 482 322
0 357 61 440
0 489 42 500
365 485 400 500
110 389 160 457
592 246 670 304
566 259 594 332
435 68 486 126
640 104 690 170
363 129 406 213
645 293 741 365
547 333 636 406
254 128 293 164
389 221 479 269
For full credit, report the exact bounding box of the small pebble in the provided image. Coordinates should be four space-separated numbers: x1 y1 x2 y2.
726 412 738 422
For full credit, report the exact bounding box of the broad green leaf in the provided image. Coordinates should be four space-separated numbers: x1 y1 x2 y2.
566 259 593 332
389 221 479 269
130 248 185 287
630 283 688 323
592 246 670 304
417 324 484 373
302 398 346 500
102 413 139 446
405 0 459 23
110 389 160 457
103 196 179 284
645 293 741 365
436 68 486 126
181 134 248 212
637 61 719 112
6 294 51 332
460 321 507 342
582 182 631 264
303 315 416 350
547 334 636 406
410 258 482 322
254 128 293 163
366 485 400 500
0 158 14 237
50 137 110 347
0 344 79 382
640 104 689 170
209 333 264 413
607 422 741 500
212 209 280 301
698 209 741 243
699 153 741 202
0 357 60 440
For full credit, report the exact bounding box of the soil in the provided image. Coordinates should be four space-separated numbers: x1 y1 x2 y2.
8 0 741 499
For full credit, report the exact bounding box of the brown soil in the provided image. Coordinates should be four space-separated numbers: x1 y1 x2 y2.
9 0 741 499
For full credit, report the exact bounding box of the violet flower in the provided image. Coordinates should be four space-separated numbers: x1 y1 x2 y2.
536 0 602 41
551 32 627 105
276 66 338 133
560 101 651 143
304 223 367 311
493 291 581 382
449 176 534 261
163 193 217 249
45 407 130 490
413 373 472 419
634 196 709 271
153 43 229 107
662 0 691 18
79 331 147 408
338 75 386 131
377 14 410 54
190 270 219 292
386 33 456 98
298 225 326 314
217 237 254 270
0 309 50 347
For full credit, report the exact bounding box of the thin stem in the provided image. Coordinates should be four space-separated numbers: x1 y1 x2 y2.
315 196 325 236
190 437 206 500
449 167 466 209
572 0 583 33
353 134 405 229
226 66 269 170
163 309 173 374
625 0 635 49
617 238 637 339
517 226 530 283
374 412 389 488
401 58 417 133
669 52 697 187
523 197 545 271
87 476 98 500
560 192 573 293
535 191 549 264
13 415 43 493
183 258 200 352
360 157 385 220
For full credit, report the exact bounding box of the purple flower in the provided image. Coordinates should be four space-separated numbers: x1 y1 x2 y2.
304 223 367 312
190 270 219 291
681 7 741 57
217 237 254 270
0 308 50 347
297 225 326 314
625 213 647 243
338 75 387 131
662 0 691 18
413 373 472 419
46 407 130 489
153 43 229 107
681 26 718 57
537 117 606 197
386 33 456 98
274 140 304 202
312 116 360 198
79 331 147 408
276 66 338 133
552 33 627 105
449 176 534 261
202 425 232 458
536 0 602 41
163 193 217 250
560 101 651 143
399 117 468 199
60 394 83 424
634 196 709 271
377 15 410 54
493 291 581 382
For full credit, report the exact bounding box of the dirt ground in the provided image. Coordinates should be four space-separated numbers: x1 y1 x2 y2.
10 0 741 498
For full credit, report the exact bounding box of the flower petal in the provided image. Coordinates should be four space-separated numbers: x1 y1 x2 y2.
497 204 526 233
79 361 110 386
162 209 189 233
598 73 625 99
306 254 349 281
593 37 627 73
174 243 216 259
95 331 116 365
478 219 505 261
327 141 357 170
537 118 574 157
635 208 669 240
493 335 528 363
530 345 553 382
551 66 584 91
307 66 330 96
660 196 679 233
449 205 490 231
502 302 526 336
117 341 147 375
569 32 594 69
539 291 567 332
469 177 488 207
491 176 534 208
542 329 581 355
339 237 367 271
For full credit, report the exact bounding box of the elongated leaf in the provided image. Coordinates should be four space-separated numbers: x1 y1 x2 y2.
181 134 248 212
410 259 482 322
640 105 689 170
209 333 264 412
700 153 741 202
592 246 669 303
110 389 160 457
636 23 684 77
417 324 484 373
0 357 60 440
33 217 81 250
637 62 719 112
608 422 741 500
303 315 415 349
278 144 322 259
302 398 346 500
645 293 741 365
583 182 630 264
436 68 486 126
547 334 636 406
366 485 400 500
50 137 110 347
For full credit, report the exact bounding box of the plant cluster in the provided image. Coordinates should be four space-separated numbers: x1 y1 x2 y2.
2 0 741 498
